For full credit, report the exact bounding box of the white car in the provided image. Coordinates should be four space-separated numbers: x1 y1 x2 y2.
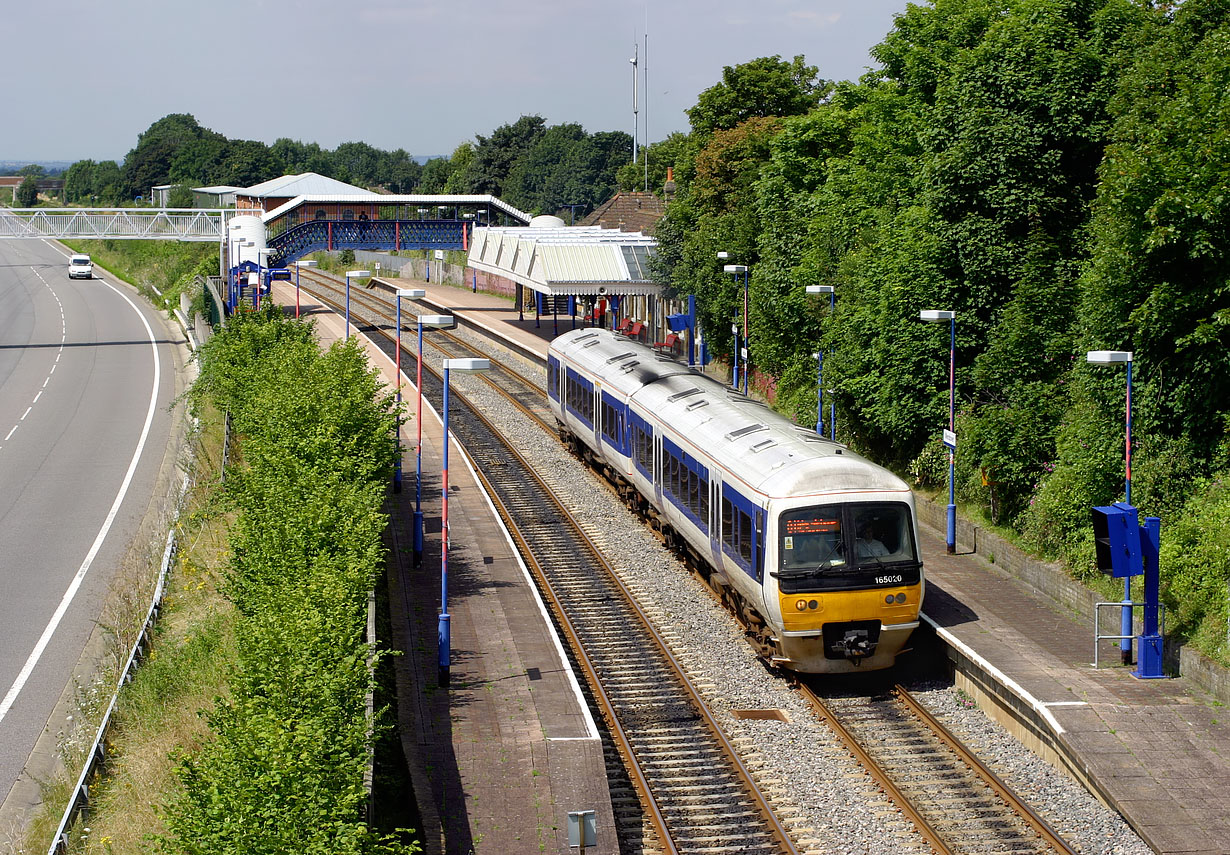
68 254 93 279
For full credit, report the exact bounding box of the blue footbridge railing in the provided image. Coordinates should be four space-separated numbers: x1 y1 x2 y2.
267 220 467 267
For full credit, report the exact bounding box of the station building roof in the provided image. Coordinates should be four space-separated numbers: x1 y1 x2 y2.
261 194 533 225
242 172 368 198
467 225 659 297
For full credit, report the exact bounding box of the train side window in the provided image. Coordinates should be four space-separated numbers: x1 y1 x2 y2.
722 496 733 543
699 471 710 521
739 511 753 563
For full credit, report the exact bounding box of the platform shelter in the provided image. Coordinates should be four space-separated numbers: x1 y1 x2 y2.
465 221 665 338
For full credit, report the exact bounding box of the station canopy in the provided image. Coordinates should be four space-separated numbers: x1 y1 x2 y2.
467 225 659 297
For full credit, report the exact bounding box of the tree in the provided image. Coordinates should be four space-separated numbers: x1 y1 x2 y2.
18 163 46 179
123 113 226 199
168 184 195 208
687 55 827 138
616 131 691 193
465 115 546 196
15 176 38 207
417 155 456 193
223 140 280 188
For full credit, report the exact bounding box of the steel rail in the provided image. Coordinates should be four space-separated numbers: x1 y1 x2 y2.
894 684 1077 855
426 365 799 855
801 687 954 855
298 280 800 855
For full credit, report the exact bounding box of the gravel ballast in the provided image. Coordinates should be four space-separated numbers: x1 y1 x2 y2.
419 323 1153 855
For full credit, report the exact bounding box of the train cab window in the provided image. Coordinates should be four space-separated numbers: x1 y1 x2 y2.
315 209 327 220
343 209 355 221
776 503 919 593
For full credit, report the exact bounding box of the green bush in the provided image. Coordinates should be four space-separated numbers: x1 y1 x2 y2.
167 310 414 855
1159 475 1230 664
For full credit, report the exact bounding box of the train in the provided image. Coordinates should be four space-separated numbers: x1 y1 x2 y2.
547 328 923 674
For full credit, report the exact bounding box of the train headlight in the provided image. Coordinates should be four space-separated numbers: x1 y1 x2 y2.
885 594 895 604
809 599 819 610
795 600 808 612
895 593 907 604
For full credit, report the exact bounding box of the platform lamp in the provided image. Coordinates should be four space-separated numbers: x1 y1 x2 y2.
226 225 244 311
439 357 491 687
461 214 477 290
1088 349 1135 665
414 314 456 564
256 248 275 311
392 289 427 493
806 284 836 439
919 310 957 554
232 238 254 312
343 270 371 339
720 255 750 395
295 259 317 319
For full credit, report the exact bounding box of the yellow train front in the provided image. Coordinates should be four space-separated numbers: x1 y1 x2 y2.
547 328 923 674
762 494 923 673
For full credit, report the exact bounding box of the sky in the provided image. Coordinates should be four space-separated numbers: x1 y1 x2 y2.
3 0 911 164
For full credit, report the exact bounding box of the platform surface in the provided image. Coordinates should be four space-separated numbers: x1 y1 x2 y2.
271 281 615 855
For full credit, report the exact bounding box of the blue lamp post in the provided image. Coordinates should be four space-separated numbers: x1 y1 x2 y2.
439 357 491 686
1088 349 1135 665
806 284 836 439
414 314 456 563
344 269 371 339
393 288 427 494
722 261 751 396
920 310 957 554
295 259 317 319
256 248 275 311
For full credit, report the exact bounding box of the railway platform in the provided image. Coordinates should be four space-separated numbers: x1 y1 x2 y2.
307 271 1230 854
914 514 1230 855
267 281 616 855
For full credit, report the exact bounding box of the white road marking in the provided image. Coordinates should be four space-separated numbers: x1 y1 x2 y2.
4 427 15 441
0 273 163 725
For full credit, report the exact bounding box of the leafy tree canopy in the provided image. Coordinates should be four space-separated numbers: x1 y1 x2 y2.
687 54 828 137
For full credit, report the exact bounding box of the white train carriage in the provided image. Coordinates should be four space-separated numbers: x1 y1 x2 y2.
547 328 922 673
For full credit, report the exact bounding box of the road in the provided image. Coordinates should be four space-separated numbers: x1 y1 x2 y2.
0 238 185 822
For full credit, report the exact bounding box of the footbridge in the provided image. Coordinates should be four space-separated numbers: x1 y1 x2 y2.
0 193 532 267
0 208 227 240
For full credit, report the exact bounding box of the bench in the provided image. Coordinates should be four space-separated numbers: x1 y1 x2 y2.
625 321 644 339
654 332 679 353
615 317 632 335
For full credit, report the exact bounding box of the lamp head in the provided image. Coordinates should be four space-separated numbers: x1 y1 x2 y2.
345 270 372 278
919 310 955 322
806 285 835 295
1087 350 1132 364
723 264 748 274
442 357 490 373
418 314 455 330
397 288 427 299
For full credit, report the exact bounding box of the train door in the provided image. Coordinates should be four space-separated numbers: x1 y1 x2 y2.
709 479 723 564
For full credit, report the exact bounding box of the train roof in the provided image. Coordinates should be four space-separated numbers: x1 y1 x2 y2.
550 329 911 499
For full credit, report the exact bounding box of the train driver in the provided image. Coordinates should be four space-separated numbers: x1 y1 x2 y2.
855 521 889 558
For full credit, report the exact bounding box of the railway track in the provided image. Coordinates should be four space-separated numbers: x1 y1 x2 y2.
291 271 1084 855
802 682 1077 855
295 273 799 855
